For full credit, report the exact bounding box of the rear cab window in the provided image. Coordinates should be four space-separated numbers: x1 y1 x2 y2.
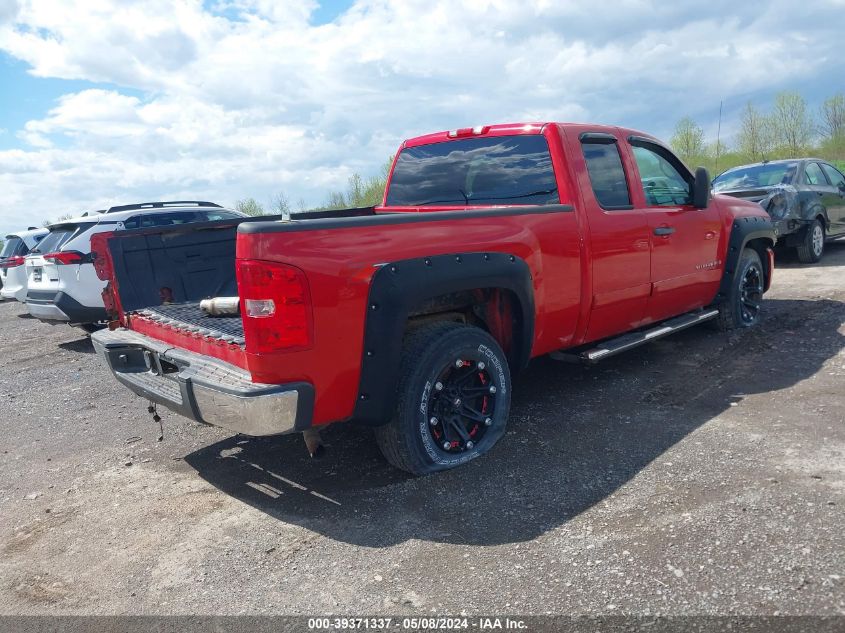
385 135 559 207
579 134 632 210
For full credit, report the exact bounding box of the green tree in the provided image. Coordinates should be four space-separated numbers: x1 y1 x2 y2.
322 190 348 210
317 155 394 210
235 198 266 216
819 94 845 159
819 94 845 141
770 91 814 156
42 212 74 227
669 117 705 165
269 192 291 217
736 102 774 162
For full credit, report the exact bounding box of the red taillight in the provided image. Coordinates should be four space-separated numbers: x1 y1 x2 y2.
236 260 313 353
1 255 25 268
43 251 86 265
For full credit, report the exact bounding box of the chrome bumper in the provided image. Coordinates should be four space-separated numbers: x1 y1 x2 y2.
92 327 314 436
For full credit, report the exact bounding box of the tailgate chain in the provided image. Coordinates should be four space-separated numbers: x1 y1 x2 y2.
147 403 164 441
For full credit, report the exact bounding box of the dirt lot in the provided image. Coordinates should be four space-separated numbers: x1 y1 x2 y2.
0 245 843 617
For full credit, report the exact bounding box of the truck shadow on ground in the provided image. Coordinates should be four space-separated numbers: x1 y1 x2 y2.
58 337 95 353
185 297 844 547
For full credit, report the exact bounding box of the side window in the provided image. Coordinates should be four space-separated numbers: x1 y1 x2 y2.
123 216 140 230
581 140 632 209
204 211 240 221
140 212 200 227
821 163 845 189
631 145 692 206
803 162 828 186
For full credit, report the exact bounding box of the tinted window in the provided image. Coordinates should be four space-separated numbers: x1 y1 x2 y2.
1 236 25 258
581 141 631 209
632 145 692 206
203 211 242 221
32 225 89 253
712 163 798 191
385 135 558 206
124 212 201 229
803 162 828 185
821 163 845 189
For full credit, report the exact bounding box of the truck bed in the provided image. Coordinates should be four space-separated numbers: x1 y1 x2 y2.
131 302 245 346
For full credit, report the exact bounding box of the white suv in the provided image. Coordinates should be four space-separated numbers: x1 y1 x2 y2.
25 201 243 329
1 227 49 302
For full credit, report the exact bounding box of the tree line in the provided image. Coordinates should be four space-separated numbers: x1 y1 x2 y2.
235 155 394 216
670 91 845 176
34 92 844 228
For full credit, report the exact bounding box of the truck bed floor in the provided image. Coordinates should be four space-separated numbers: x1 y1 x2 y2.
132 302 244 345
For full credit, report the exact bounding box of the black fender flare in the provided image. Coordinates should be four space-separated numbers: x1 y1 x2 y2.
713 215 776 304
352 252 535 426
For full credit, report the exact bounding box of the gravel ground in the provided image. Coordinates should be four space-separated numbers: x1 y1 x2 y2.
0 244 843 617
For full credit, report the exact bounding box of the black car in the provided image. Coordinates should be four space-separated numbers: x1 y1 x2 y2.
712 159 845 263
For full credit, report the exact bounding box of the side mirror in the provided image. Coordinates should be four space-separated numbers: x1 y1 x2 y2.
693 166 711 209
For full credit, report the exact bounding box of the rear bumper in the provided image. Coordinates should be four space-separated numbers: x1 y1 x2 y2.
92 327 314 436
0 283 26 302
25 290 108 324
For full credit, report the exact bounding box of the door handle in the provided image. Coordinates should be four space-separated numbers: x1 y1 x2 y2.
653 226 675 236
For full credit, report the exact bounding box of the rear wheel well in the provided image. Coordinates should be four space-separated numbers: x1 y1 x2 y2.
744 237 774 288
406 288 526 369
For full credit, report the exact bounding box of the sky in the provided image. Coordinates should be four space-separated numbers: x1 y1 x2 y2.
0 0 843 234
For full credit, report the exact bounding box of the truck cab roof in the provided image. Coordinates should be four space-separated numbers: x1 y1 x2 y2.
401 122 661 149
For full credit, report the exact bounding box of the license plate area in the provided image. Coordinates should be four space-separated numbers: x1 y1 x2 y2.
32 268 42 282
142 349 181 376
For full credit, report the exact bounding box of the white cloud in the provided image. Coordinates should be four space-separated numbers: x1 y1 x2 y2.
0 0 843 232
0 0 18 24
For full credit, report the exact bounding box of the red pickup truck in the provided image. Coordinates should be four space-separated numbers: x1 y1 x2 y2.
91 122 776 475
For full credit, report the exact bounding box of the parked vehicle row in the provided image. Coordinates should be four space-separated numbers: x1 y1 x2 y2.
1 202 244 331
86 122 777 475
1 227 48 301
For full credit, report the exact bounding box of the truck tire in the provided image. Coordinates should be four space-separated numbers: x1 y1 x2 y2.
714 247 764 331
796 218 825 264
374 322 511 475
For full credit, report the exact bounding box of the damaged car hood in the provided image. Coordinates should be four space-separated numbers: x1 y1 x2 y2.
717 184 799 219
